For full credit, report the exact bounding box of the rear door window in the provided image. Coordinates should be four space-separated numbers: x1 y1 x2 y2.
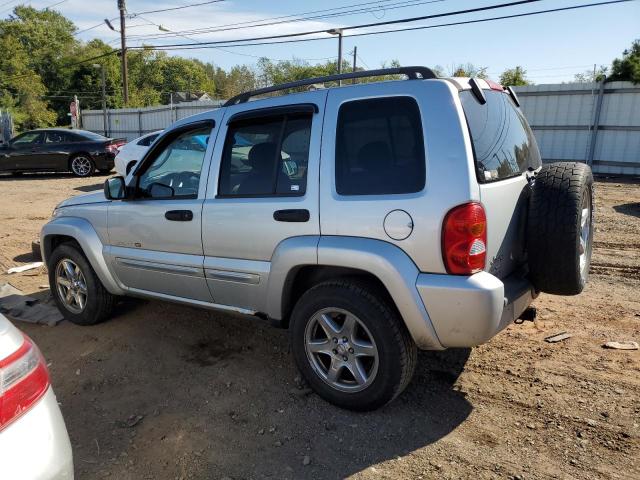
460 90 541 183
218 112 312 197
45 132 71 144
335 96 425 195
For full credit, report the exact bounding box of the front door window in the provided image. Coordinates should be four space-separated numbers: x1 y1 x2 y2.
137 126 211 199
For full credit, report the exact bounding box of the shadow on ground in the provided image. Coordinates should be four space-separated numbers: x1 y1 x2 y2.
19 299 473 479
74 182 104 192
613 202 640 218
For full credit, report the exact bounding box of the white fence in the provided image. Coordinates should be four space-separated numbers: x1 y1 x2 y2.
514 81 640 176
81 100 224 142
82 81 640 175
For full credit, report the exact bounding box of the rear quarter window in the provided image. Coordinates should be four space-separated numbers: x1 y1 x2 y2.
335 96 425 195
460 90 541 183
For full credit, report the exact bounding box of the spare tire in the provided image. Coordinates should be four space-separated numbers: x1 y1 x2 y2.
527 162 594 295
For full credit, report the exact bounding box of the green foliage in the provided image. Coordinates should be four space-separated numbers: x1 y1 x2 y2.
451 63 488 79
499 66 531 86
573 65 608 83
608 39 640 84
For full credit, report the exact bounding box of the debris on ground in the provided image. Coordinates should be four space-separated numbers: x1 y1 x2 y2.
544 332 572 343
0 282 63 326
7 261 43 274
117 415 144 429
602 341 639 350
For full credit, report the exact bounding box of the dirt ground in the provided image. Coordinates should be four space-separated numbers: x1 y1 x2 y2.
0 172 638 480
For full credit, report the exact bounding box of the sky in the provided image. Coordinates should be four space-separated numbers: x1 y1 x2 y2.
2 0 639 84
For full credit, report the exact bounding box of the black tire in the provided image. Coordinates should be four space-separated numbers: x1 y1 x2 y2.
31 239 42 261
47 243 115 325
69 154 95 177
527 162 594 295
290 279 417 411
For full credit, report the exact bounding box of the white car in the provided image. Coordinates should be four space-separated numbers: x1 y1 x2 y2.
114 130 162 177
0 313 73 479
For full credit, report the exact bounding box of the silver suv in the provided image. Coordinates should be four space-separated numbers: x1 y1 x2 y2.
41 67 594 410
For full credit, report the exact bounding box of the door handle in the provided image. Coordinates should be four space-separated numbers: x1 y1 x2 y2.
165 210 193 221
273 209 310 222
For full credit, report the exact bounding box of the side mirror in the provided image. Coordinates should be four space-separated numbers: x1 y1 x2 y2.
104 176 126 200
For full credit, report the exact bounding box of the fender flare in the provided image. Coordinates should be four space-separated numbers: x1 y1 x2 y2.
266 235 443 350
40 217 125 295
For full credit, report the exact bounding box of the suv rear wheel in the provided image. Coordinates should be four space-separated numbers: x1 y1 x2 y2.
290 279 416 411
48 243 115 325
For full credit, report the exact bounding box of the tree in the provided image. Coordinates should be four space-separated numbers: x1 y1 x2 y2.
573 65 608 83
0 39 56 130
451 63 488 79
499 66 531 86
608 39 640 84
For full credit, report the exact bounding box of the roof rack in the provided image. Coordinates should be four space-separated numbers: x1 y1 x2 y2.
223 66 437 107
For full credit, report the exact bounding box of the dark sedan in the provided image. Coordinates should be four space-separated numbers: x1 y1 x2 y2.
0 129 126 177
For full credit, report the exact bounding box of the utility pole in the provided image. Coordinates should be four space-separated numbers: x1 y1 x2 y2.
118 0 129 105
352 46 357 84
327 28 343 86
93 64 108 136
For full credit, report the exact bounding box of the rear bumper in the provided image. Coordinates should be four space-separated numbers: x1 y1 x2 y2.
0 387 74 480
416 270 535 348
92 152 115 170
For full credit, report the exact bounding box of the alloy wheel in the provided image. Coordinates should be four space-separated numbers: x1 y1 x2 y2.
55 259 88 314
304 307 379 393
71 156 93 176
579 189 593 281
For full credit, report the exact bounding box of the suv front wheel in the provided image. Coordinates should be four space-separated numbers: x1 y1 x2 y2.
290 279 417 411
48 243 115 325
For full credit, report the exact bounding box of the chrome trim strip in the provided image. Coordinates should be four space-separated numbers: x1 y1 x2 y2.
126 287 257 315
115 257 204 277
204 269 261 284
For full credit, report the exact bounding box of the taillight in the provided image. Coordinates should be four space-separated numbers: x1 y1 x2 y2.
0 334 50 431
442 202 487 275
106 142 125 154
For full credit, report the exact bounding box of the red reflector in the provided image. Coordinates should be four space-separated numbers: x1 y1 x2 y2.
442 202 487 275
0 334 50 431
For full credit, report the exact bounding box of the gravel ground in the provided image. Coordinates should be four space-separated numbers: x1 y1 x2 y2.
0 172 638 480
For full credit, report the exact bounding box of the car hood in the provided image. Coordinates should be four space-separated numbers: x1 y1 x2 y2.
57 190 108 208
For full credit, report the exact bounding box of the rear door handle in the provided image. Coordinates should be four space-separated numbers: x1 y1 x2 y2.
273 209 310 222
165 210 193 221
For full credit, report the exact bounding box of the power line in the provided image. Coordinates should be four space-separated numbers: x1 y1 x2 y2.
133 14 338 63
127 0 446 41
128 0 225 17
43 0 69 10
132 0 630 52
128 0 547 49
126 0 396 40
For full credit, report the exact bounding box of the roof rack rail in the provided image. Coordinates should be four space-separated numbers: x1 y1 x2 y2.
223 66 437 107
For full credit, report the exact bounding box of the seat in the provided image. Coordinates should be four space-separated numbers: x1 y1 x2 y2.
236 142 281 195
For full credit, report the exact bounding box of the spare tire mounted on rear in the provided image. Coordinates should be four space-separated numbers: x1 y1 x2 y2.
527 162 594 295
